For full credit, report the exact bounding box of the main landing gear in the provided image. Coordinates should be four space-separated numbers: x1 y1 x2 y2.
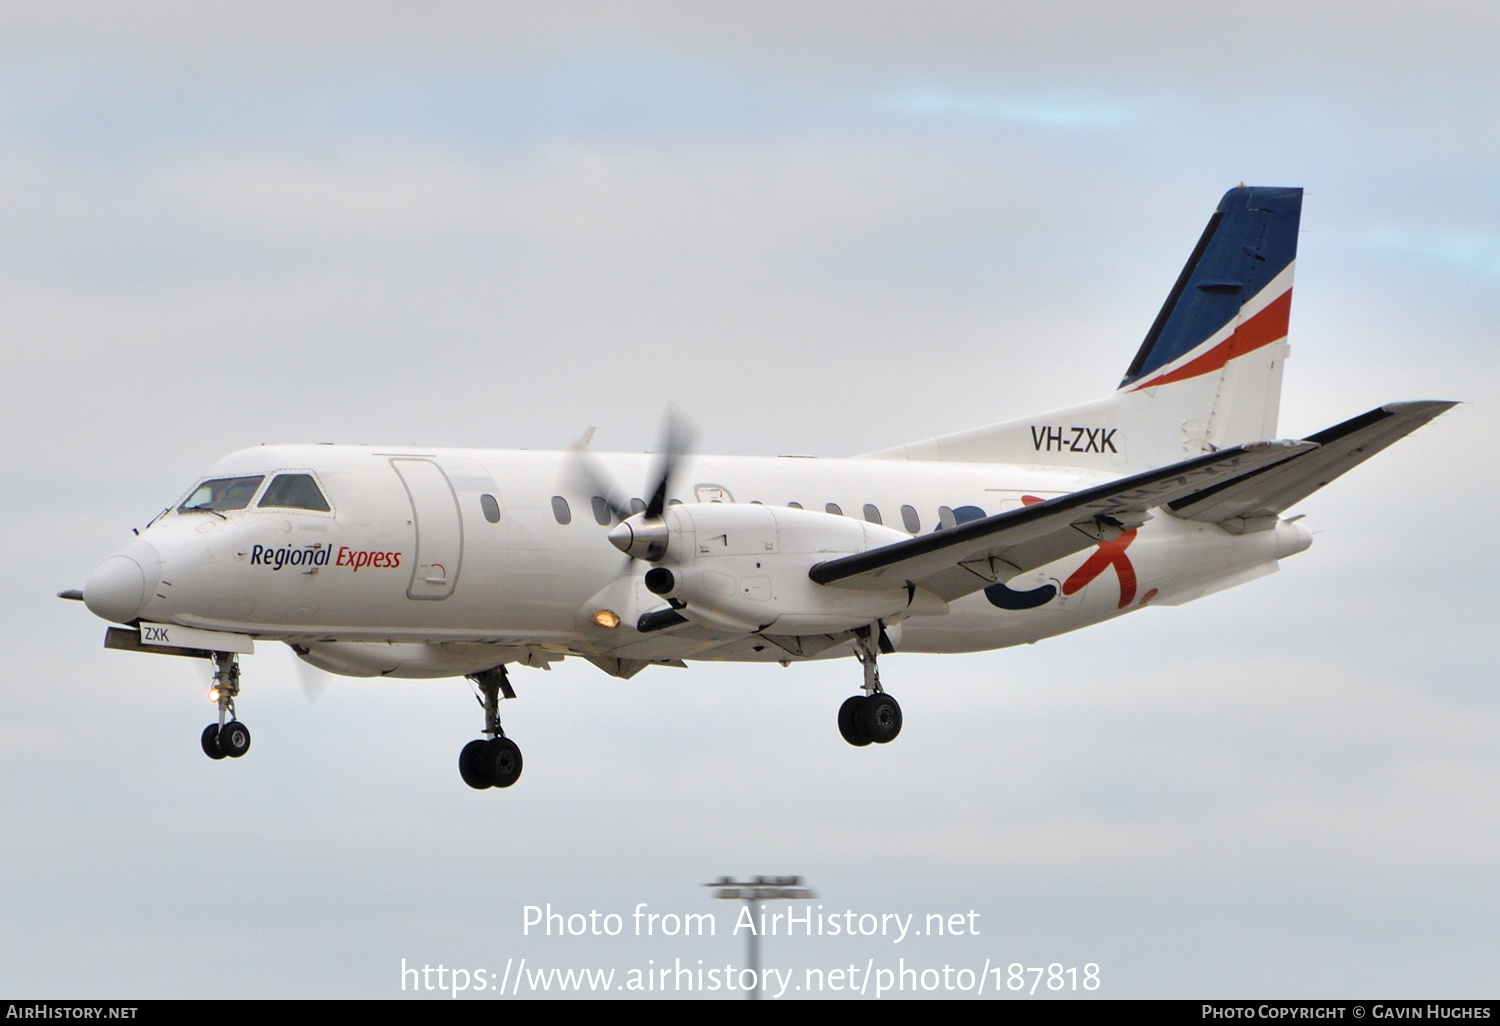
838 625 903 747
459 666 523 790
201 652 251 760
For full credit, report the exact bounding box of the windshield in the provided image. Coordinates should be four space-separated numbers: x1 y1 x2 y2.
179 476 265 513
258 473 331 512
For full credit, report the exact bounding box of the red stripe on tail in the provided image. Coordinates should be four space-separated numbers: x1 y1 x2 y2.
1131 289 1292 391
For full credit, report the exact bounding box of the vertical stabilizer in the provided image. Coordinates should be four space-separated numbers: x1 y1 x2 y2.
1118 186 1301 460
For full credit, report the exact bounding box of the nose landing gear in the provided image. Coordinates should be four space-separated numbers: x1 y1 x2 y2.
201 652 251 760
459 666 523 789
837 625 903 747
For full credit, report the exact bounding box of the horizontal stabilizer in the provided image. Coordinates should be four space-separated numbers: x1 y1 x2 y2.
810 440 1314 601
1165 401 1457 531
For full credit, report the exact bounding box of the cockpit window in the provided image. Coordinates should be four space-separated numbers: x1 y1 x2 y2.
179 476 265 513
258 473 331 512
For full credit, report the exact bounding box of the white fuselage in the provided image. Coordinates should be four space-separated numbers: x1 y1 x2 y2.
93 443 1312 679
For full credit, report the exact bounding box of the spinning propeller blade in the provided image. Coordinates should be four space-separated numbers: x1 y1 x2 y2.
294 657 331 703
644 405 698 519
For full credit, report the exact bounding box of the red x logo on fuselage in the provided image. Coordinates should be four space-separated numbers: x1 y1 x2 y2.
1018 495 1140 610
1063 530 1137 608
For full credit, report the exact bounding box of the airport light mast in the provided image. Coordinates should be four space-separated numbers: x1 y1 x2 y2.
705 875 815 1000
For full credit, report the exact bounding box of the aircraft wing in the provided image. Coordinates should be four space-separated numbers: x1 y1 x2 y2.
809 440 1316 600
1162 401 1457 531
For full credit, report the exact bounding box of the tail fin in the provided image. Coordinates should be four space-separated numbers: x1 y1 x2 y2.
859 186 1302 471
1120 185 1301 454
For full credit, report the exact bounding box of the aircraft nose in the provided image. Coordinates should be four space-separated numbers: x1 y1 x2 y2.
84 541 162 624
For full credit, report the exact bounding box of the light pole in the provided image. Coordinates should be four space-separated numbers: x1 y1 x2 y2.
705 875 816 1000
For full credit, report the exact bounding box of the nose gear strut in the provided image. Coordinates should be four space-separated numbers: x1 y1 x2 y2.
201 651 251 760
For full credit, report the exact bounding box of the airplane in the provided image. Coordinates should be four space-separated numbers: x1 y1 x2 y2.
61 185 1454 791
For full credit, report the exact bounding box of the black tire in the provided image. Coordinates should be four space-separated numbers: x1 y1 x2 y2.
459 739 492 790
838 695 872 747
201 724 226 760
219 720 252 758
483 737 523 788
858 693 902 744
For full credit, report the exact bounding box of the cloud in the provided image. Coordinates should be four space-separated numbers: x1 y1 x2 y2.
883 86 1139 128
1367 228 1500 278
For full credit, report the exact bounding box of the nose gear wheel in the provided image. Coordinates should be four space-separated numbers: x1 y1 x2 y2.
219 720 252 758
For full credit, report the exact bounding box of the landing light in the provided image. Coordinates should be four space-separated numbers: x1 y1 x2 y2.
592 610 621 629
207 687 220 703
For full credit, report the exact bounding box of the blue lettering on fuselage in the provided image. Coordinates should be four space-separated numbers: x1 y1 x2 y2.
248 544 332 571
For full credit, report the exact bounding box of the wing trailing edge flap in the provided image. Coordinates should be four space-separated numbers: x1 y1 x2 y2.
809 440 1317 601
1165 401 1457 532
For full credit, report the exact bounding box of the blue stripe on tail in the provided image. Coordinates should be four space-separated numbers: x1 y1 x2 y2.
1119 186 1302 388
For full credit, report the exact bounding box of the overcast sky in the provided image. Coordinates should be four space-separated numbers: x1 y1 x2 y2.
2 1 1496 999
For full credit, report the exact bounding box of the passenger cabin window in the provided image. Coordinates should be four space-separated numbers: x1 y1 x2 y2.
179 476 264 514
257 473 331 512
629 497 647 514
591 496 612 526
480 494 501 524
825 502 843 516
863 504 882 525
551 495 572 525
787 502 803 510
901 504 921 534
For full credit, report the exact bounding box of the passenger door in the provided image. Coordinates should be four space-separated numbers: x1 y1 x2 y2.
390 459 464 600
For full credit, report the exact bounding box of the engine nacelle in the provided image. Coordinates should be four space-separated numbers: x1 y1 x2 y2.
639 503 914 634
